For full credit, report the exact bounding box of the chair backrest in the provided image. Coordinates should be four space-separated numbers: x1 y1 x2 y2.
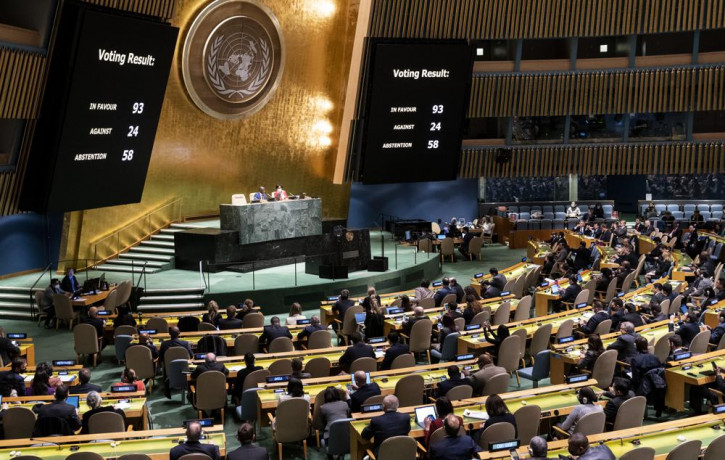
665 440 702 460
168 359 189 390
350 357 378 373
178 454 213 460
445 384 473 401
53 294 74 319
242 312 265 328
717 333 725 351
619 447 655 460
145 317 169 333
513 296 531 322
268 358 293 376
704 433 725 460
268 336 294 353
326 418 353 456
529 323 553 357
654 332 675 363
468 237 483 256
612 395 647 431
478 422 516 449
234 334 259 355
511 276 526 298
513 404 541 444
471 310 491 326
66 453 105 460
125 345 155 380
243 369 270 391
689 330 711 354
195 370 228 411
594 319 612 336
307 330 332 349
3 406 36 439
101 289 118 312
512 328 527 360
164 346 191 374
454 317 465 332
74 323 99 355
418 238 433 253
304 357 331 378
114 281 133 307
342 306 364 336
591 349 618 389
419 297 435 308
492 301 511 326
391 353 416 369
114 325 138 337
497 335 521 374
409 318 433 353
483 372 510 396
659 299 671 316
670 296 684 316
439 332 461 362
88 411 126 434
440 238 454 255
441 293 457 306
573 289 589 306
117 455 153 460
556 319 574 339
620 272 635 294
529 349 552 381
275 398 310 443
573 410 605 435
198 322 218 331
114 335 133 362
583 279 597 304
363 394 385 406
394 374 424 407
378 435 417 459
604 278 618 304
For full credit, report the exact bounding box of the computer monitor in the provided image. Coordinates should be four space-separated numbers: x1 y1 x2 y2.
361 403 383 413
387 307 403 315
83 277 101 292
66 396 80 408
354 313 366 324
296 318 311 325
437 234 446 240
266 375 290 384
551 285 561 295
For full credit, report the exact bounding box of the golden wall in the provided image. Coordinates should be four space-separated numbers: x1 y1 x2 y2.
63 0 359 262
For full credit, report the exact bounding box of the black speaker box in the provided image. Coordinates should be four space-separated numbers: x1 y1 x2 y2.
368 256 389 272
319 265 348 279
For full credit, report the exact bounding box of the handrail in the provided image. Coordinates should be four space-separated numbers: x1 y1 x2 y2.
90 198 182 266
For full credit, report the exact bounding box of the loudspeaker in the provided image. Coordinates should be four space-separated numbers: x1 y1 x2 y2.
367 256 388 272
319 265 348 279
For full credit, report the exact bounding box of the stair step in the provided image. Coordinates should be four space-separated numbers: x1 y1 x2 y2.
142 287 205 295
95 264 161 274
129 246 175 255
0 300 34 308
0 293 33 300
105 259 165 268
139 294 203 302
151 234 175 241
0 286 38 293
170 223 204 230
137 302 205 310
140 240 175 248
119 253 173 262
0 309 34 319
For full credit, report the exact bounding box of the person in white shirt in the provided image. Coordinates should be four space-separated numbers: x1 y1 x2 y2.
566 202 581 219
285 302 307 326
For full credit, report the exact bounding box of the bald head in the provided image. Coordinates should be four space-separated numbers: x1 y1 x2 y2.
88 307 98 318
382 395 399 412
568 433 589 456
169 326 181 339
186 421 202 442
354 370 368 387
205 353 216 364
413 306 425 317
444 414 460 436
529 436 548 458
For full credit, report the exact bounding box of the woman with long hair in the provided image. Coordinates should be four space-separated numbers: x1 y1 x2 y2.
577 334 605 372
481 394 517 436
423 396 463 446
203 300 220 325
286 302 306 326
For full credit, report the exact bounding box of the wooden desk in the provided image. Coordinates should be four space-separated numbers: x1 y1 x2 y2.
637 234 657 255
665 349 725 410
702 299 725 329
0 427 225 460
470 262 538 296
479 414 725 459
671 250 695 282
564 230 599 249
349 380 599 460
71 289 114 308
17 339 35 367
534 270 593 317
145 324 307 350
526 240 551 265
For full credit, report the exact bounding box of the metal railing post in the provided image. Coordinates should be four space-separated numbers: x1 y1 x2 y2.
294 257 298 286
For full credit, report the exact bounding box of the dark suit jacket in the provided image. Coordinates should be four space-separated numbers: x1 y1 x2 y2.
607 333 637 362
190 361 229 380
403 316 428 336
349 382 381 413
433 286 454 307
218 317 243 330
160 338 193 362
361 411 411 454
560 284 582 303
34 400 82 432
0 370 25 397
170 440 221 460
339 342 375 372
227 444 269 460
260 325 292 344
83 316 105 339
69 382 102 394
139 341 159 360
297 324 326 341
430 434 480 460
676 322 700 347
233 365 262 400
437 377 473 397
381 343 409 370
451 284 465 303
333 299 355 319
61 275 80 293
581 311 610 335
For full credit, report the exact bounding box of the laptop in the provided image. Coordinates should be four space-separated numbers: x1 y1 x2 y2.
551 285 561 295
66 396 80 408
437 234 447 240
355 313 366 324
414 405 437 428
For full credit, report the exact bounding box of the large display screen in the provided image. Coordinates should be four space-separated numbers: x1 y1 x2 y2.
359 41 472 184
20 2 178 212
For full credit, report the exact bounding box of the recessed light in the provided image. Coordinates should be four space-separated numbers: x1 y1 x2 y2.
599 44 608 53
476 48 484 56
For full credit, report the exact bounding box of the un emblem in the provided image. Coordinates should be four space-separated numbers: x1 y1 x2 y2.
182 0 285 119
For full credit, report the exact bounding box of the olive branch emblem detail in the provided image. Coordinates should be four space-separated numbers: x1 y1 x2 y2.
206 34 271 99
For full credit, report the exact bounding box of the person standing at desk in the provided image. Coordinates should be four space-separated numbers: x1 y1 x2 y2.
273 184 288 201
252 186 268 202
61 268 80 295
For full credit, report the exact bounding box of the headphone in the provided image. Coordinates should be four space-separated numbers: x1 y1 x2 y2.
578 392 588 404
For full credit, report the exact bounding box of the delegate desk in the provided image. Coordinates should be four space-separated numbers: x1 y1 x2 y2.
1 391 148 430
671 251 695 282
0 427 226 460
526 240 551 265
637 234 657 255
257 360 476 424
457 307 594 355
71 287 116 309
702 299 725 329
349 379 600 460
16 365 83 388
13 338 35 367
564 230 599 249
470 262 539 296
549 320 671 384
145 324 308 350
665 348 725 410
534 270 593 317
479 414 725 460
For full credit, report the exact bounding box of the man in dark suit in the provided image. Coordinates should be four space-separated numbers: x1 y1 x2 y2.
226 423 268 460
191 353 229 380
567 432 615 460
606 322 638 363
381 331 409 370
676 312 701 347
297 315 325 342
579 301 610 336
361 395 411 455
433 278 453 307
232 353 262 405
332 289 355 331
402 306 428 336
33 385 82 435
82 307 106 342
0 358 26 397
41 278 66 327
339 332 375 373
69 368 102 394
430 415 480 460
217 306 243 330
160 327 193 363
61 268 81 294
170 421 221 460
449 277 465 303
554 275 582 312
259 316 292 346
348 370 382 412
0 329 20 364
458 227 477 259
436 365 473 397
138 332 159 360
